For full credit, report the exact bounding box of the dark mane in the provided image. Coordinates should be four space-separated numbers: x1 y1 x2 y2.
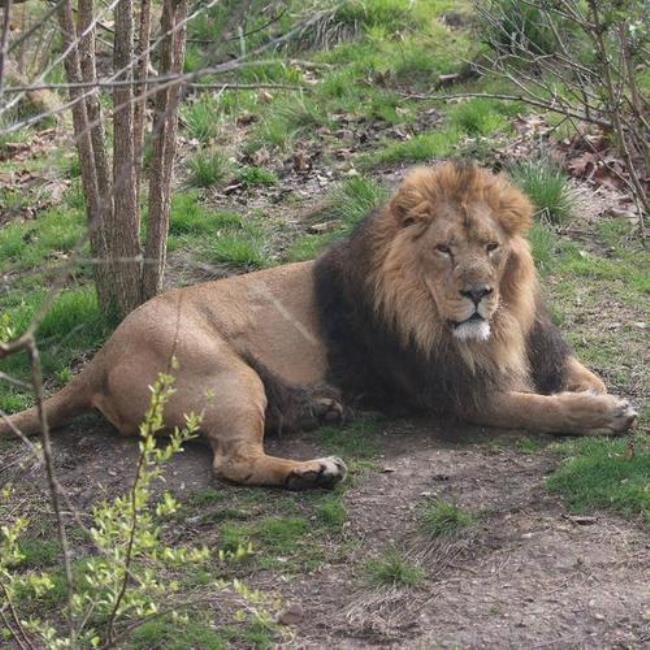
313 212 504 415
313 210 572 416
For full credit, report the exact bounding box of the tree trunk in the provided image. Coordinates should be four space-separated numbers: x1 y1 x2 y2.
56 1 114 312
57 0 186 320
110 0 142 319
77 0 114 312
142 0 187 300
133 0 152 200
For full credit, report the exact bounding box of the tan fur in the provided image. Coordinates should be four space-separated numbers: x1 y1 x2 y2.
0 163 636 488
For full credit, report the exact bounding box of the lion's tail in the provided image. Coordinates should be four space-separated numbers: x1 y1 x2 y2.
0 365 98 439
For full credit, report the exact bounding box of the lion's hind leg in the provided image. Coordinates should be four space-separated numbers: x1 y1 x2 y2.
203 361 347 490
565 357 607 394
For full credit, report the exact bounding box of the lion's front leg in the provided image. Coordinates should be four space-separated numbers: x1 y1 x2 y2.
466 390 637 435
565 356 607 393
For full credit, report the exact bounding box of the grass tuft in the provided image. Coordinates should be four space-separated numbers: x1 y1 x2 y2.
237 165 278 187
209 231 265 268
511 161 575 224
420 499 474 538
480 0 559 57
451 98 508 136
365 549 425 588
188 150 231 188
183 96 221 143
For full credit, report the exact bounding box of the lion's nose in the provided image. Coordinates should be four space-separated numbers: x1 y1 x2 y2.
460 285 493 305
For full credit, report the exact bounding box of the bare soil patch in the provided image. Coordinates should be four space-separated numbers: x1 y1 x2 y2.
4 415 649 648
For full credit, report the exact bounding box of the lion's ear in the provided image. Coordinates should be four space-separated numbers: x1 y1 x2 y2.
390 168 435 228
389 192 417 227
496 182 534 235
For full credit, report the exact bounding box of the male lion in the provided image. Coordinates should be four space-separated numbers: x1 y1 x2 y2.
1 162 637 489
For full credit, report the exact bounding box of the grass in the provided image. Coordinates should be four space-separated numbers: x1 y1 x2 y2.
479 0 562 57
365 549 425 588
285 231 337 263
0 285 109 412
219 515 325 572
285 176 389 262
0 205 85 273
318 419 383 460
188 149 231 188
419 499 474 538
450 98 510 136
237 165 278 187
511 160 576 224
315 494 348 529
248 95 327 152
168 191 267 268
131 615 227 650
169 192 243 236
515 437 546 454
208 230 265 268
361 127 462 167
183 96 221 143
548 436 650 522
18 538 62 569
528 221 557 274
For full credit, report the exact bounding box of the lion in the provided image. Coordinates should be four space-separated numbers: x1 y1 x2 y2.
0 162 637 489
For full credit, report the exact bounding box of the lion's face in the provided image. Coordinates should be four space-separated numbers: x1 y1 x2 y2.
417 205 508 341
387 163 533 343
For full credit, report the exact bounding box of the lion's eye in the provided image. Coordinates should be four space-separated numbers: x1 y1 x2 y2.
486 242 499 253
435 244 451 255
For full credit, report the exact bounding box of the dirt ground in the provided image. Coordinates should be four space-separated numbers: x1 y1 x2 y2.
8 413 649 649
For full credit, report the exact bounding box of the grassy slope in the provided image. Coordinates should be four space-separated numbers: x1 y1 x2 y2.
1 0 649 644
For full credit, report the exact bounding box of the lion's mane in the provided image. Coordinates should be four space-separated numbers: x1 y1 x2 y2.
314 162 571 414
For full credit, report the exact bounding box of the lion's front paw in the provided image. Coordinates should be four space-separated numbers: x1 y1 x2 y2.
607 398 638 433
285 456 347 491
567 392 638 434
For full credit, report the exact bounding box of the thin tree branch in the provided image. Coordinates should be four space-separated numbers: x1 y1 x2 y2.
0 581 34 650
27 336 76 647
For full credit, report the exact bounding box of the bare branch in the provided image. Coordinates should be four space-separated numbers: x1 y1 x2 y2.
27 337 76 646
0 581 34 650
